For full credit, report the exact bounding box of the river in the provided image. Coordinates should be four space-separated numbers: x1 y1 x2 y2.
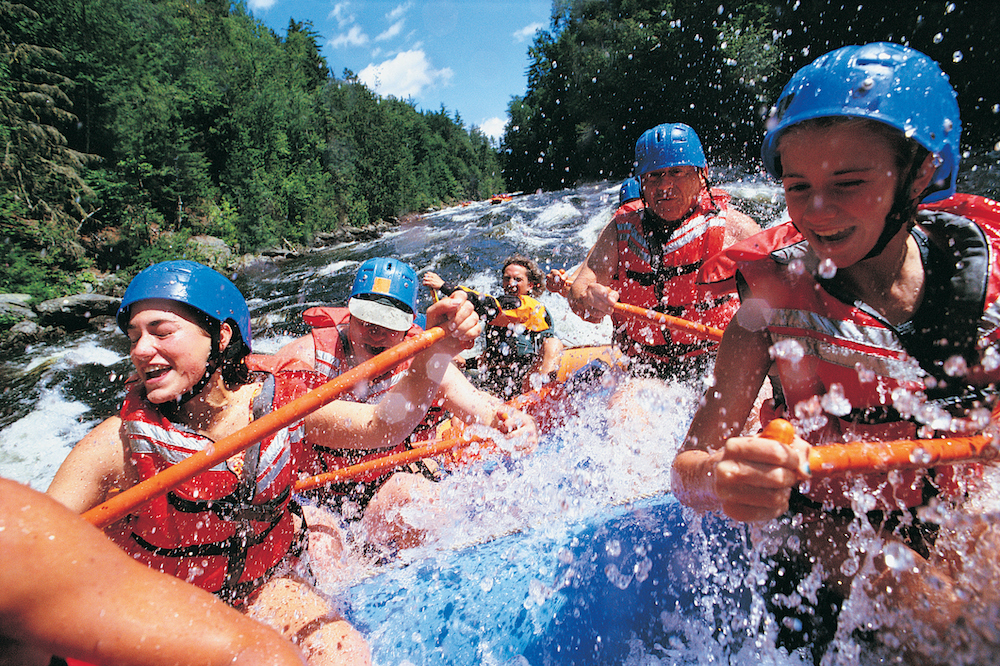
2 165 999 664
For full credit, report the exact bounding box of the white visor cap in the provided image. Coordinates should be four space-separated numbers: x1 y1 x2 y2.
348 296 414 332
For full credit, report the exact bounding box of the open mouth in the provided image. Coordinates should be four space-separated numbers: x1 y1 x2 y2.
814 227 854 244
143 366 170 381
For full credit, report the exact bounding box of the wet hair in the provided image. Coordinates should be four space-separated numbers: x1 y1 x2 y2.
174 304 252 390
502 254 545 297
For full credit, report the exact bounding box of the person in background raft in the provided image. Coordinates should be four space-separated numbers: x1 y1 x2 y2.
46 260 480 666
423 254 565 399
0 477 306 666
272 258 537 543
673 43 1000 662
568 123 761 381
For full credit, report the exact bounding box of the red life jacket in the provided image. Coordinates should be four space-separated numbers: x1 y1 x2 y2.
739 193 1000 509
115 372 309 600
298 306 442 495
611 188 740 361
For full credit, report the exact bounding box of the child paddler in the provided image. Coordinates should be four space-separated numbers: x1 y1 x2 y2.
46 260 481 666
423 254 565 398
270 257 537 552
673 43 1000 662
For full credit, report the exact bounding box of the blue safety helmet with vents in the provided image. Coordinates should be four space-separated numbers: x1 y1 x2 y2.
348 257 418 332
761 42 961 203
633 123 707 177
619 177 641 205
117 260 252 351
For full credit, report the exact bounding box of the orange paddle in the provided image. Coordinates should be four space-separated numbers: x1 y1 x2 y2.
761 418 999 478
808 432 999 478
612 301 724 342
293 431 490 492
83 327 447 529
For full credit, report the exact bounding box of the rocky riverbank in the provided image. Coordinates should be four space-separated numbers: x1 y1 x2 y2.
0 219 400 353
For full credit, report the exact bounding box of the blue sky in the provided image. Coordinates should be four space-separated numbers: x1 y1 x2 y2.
246 1 553 142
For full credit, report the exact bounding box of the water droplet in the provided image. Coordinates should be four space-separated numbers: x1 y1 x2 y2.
883 541 916 571
981 346 1000 371
933 33 944 44
943 354 968 377
859 76 875 91
817 258 837 279
605 539 621 557
854 362 876 383
952 51 963 63
788 258 806 276
909 447 934 465
820 383 852 417
770 338 805 364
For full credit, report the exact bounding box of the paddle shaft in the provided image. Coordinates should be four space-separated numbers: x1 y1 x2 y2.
546 272 724 343
809 433 999 478
761 418 999 478
613 301 724 342
294 432 484 492
82 327 447 529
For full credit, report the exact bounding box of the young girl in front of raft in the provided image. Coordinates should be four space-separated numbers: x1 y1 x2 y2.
673 43 1000 662
44 260 482 666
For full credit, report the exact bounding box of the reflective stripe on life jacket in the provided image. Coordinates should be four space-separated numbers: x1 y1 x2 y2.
117 374 305 599
611 188 740 361
739 194 1000 509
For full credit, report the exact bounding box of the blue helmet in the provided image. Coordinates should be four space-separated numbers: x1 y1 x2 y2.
619 177 641 205
761 42 961 203
117 260 252 351
633 123 707 177
348 257 418 332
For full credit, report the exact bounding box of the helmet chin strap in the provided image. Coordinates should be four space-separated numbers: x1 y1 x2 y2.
159 328 223 418
861 155 927 261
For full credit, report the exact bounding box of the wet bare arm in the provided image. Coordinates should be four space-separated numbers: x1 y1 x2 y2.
0 479 307 666
304 292 481 450
568 220 619 322
672 315 809 522
46 416 129 514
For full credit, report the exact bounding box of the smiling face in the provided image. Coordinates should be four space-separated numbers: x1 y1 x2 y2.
502 263 533 296
127 299 225 404
778 121 904 269
639 166 703 222
347 315 407 361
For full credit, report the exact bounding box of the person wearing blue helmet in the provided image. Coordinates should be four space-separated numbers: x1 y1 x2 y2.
274 257 538 535
568 122 760 381
675 43 1000 662
46 259 483 666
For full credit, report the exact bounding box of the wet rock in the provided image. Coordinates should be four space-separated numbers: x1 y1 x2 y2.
187 234 234 268
0 294 36 322
36 293 121 331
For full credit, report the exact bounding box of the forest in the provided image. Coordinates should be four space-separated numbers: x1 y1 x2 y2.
1 0 503 303
2 0 997 307
502 0 999 191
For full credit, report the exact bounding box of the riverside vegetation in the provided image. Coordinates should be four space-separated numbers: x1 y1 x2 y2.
3 0 997 340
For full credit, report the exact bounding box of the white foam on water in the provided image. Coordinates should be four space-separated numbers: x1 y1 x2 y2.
0 387 98 490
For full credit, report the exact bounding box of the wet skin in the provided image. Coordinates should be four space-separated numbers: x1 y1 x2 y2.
126 300 228 405
639 165 702 222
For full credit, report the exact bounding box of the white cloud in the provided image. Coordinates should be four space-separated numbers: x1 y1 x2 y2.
478 117 508 142
331 2 354 27
330 25 369 48
513 22 545 42
387 2 412 21
358 50 453 99
247 0 278 10
376 20 405 42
